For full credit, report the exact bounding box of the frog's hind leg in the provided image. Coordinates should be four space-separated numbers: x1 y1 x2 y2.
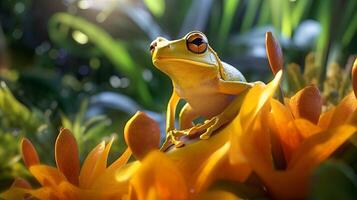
179 103 199 130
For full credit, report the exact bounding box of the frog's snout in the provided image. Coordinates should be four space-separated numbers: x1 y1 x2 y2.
149 40 157 55
150 37 168 55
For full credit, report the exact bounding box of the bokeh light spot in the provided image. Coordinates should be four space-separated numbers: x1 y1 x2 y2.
89 58 101 69
110 76 121 88
14 2 25 14
78 0 90 10
72 30 89 45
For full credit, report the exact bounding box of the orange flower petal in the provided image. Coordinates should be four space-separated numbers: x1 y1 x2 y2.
79 138 114 189
265 32 284 75
293 119 322 139
58 181 127 199
79 140 105 188
328 92 357 128
318 107 335 129
29 165 67 187
270 99 299 162
0 188 28 200
288 125 356 169
352 58 357 98
21 138 40 168
0 178 33 200
91 148 132 190
55 128 80 185
124 111 160 160
130 151 188 200
28 187 59 200
260 125 357 200
194 190 241 200
107 148 132 171
289 85 322 124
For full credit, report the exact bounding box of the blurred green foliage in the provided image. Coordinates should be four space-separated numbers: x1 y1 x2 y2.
0 0 357 197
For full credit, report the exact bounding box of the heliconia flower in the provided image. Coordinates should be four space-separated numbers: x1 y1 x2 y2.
0 128 132 200
233 81 357 199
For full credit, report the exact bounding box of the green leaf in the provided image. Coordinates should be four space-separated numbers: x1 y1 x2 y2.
217 0 240 50
240 0 260 32
48 13 152 105
291 0 311 28
309 161 357 200
144 0 165 17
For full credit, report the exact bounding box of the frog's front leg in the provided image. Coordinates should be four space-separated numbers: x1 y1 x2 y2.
179 103 200 130
192 85 252 140
161 89 184 150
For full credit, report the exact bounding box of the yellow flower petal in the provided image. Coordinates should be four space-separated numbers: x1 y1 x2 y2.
168 120 251 189
230 70 282 165
21 138 40 168
328 92 357 128
130 151 188 200
289 85 322 124
194 142 230 192
79 138 114 189
55 128 80 185
29 165 67 187
265 32 284 75
124 111 160 160
239 70 282 129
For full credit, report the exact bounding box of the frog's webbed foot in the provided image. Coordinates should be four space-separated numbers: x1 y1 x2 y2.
188 115 229 140
160 130 185 151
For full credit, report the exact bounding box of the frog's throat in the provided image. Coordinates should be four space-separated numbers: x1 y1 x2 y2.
207 45 225 79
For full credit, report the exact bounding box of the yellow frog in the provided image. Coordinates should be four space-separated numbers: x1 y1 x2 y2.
150 31 256 149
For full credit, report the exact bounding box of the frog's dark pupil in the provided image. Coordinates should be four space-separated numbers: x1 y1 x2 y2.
191 38 204 46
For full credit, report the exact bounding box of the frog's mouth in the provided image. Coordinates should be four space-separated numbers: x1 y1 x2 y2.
153 57 216 69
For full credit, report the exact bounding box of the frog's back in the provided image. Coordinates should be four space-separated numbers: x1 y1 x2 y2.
220 62 246 82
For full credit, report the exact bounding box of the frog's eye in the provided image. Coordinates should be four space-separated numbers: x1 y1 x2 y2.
186 32 208 54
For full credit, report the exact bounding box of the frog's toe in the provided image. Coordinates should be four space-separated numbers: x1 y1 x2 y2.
174 140 185 148
200 133 210 140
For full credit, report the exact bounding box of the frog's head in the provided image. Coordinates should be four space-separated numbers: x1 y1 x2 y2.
150 31 221 85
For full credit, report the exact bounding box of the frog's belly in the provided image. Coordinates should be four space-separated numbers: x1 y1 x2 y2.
183 93 234 118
